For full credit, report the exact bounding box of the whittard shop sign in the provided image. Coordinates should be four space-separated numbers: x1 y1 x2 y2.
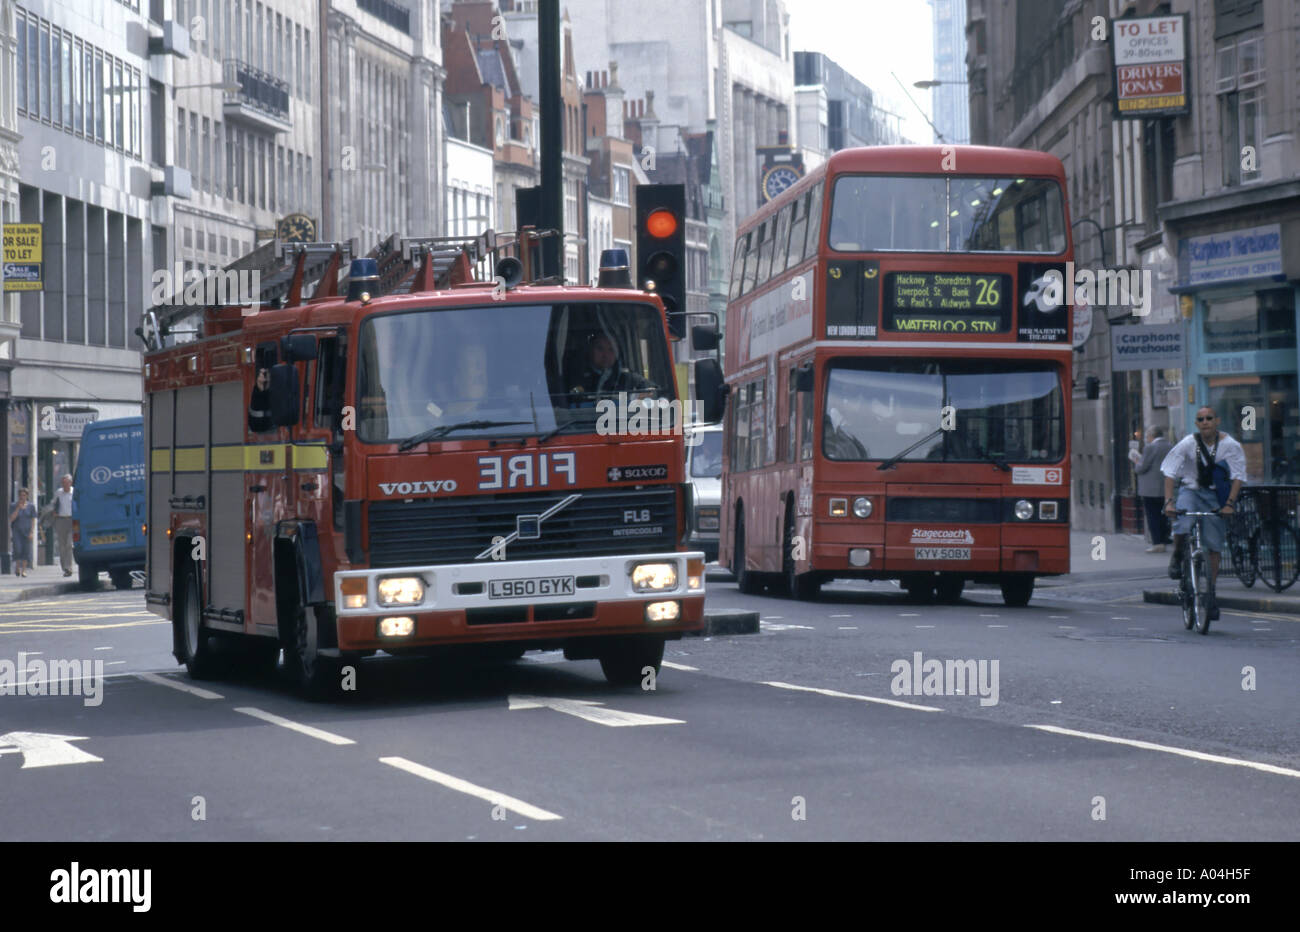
1111 323 1183 371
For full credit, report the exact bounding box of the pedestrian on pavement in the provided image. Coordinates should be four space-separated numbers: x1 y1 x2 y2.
1135 426 1173 552
9 489 37 577
53 474 76 577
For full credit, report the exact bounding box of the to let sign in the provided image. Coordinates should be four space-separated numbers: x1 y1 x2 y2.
1110 14 1190 118
2 223 43 292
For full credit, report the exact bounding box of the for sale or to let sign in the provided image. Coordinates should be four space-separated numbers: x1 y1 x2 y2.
2 223 43 292
1110 14 1190 119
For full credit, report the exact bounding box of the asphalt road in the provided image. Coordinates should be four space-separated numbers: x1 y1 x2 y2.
1 575 1296 841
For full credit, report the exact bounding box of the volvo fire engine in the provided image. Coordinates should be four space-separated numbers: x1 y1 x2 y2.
142 225 726 698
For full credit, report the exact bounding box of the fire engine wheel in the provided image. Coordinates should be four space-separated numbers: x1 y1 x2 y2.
287 603 341 701
598 637 665 687
179 570 219 680
732 513 762 595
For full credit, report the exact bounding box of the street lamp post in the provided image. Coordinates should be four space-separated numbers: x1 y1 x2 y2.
913 79 970 89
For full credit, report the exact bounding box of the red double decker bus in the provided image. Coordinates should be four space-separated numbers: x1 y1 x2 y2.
721 145 1074 607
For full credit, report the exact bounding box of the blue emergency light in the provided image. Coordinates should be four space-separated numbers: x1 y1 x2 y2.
347 257 379 302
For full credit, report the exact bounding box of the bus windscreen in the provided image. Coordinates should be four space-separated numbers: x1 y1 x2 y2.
828 176 1067 254
823 359 1065 464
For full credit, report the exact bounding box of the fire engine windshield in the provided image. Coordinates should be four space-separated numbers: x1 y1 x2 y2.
356 302 677 444
823 359 1065 464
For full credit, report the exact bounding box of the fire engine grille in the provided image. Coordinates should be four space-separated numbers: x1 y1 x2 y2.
367 486 678 567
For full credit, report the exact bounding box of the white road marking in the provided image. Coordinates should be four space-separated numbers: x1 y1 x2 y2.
1050 700 1062 705
760 621 815 631
508 695 684 727
135 672 223 700
914 625 935 629
0 731 102 768
380 757 563 821
899 613 920 617
1027 724 1300 780
979 614 999 618
1112 617 1131 620
93 646 113 651
838 626 858 630
829 613 853 618
1057 625 1076 630
764 681 943 712
233 707 356 745
1049 616 1069 620
661 661 699 671
987 624 1008 628
761 616 784 620
105 661 125 666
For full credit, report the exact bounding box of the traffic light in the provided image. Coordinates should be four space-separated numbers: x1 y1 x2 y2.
635 183 687 338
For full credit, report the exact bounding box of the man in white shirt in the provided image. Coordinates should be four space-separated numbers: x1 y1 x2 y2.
1160 407 1246 620
52 474 76 577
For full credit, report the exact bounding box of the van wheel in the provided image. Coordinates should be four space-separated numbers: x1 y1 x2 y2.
732 513 762 595
178 570 219 679
78 564 99 591
110 569 133 590
287 603 342 701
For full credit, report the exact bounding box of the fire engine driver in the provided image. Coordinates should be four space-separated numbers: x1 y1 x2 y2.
569 332 649 399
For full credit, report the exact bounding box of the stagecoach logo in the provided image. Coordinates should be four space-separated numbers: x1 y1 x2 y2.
377 479 458 496
910 528 975 546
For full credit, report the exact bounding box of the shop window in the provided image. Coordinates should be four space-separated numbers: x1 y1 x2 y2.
1203 288 1295 354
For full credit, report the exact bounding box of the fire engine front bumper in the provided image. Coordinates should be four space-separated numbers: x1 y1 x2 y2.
331 551 706 651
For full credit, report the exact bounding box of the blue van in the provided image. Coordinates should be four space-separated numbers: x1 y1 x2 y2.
73 417 146 590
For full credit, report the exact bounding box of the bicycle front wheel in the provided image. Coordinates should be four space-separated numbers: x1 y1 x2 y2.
1191 552 1211 634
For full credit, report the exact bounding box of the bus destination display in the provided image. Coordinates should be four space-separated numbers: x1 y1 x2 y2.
884 272 1012 333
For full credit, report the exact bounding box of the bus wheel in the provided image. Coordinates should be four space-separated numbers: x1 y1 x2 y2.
733 513 762 595
935 577 965 603
598 636 664 687
1000 576 1035 607
287 603 342 701
903 575 936 603
783 514 819 601
178 569 219 680
77 564 99 591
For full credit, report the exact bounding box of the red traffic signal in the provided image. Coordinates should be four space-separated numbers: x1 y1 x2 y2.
645 208 679 239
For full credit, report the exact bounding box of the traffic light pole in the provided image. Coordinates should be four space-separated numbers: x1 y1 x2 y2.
538 0 564 281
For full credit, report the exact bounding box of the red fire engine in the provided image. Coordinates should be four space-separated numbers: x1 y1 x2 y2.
142 226 726 698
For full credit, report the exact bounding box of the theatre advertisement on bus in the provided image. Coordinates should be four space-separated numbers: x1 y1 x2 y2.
1109 13 1190 118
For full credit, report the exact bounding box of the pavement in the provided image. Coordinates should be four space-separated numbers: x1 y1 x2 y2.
0 562 90 603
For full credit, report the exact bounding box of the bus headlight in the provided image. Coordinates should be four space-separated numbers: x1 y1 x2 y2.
377 576 425 606
1014 500 1034 520
852 497 873 518
631 563 678 592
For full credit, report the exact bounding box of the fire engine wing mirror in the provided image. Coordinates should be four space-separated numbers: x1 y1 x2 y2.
691 324 720 352
795 364 815 393
281 333 318 362
694 358 728 424
269 363 301 427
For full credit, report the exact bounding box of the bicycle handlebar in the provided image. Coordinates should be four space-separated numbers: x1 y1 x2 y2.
1174 509 1227 516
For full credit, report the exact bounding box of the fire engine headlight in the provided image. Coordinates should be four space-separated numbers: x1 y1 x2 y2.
695 506 720 531
646 600 681 623
1014 499 1034 520
852 497 873 518
631 562 678 592
829 498 848 517
378 617 415 638
377 576 425 606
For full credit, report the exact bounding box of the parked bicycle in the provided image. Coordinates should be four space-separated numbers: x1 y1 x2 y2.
1175 510 1222 635
1228 488 1300 592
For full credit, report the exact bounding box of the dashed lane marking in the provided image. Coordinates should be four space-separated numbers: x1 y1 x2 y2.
988 624 1008 628
763 681 943 713
661 661 699 671
234 707 356 746
1026 724 1300 780
379 756 563 821
135 672 223 700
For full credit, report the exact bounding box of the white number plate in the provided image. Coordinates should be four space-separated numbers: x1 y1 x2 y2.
488 575 576 599
915 547 971 561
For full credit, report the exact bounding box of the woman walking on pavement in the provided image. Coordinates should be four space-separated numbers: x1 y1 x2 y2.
9 488 37 577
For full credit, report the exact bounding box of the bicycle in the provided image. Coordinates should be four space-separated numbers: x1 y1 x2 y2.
1225 503 1259 589
1174 509 1222 635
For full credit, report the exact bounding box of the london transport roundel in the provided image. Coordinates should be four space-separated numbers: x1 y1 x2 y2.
762 165 801 202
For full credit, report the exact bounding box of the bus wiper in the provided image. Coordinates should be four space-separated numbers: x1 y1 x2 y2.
876 427 945 471
397 420 529 452
971 441 1012 472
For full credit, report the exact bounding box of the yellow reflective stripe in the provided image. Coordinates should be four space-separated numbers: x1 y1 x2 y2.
173 447 206 472
150 449 172 472
292 444 329 469
244 444 286 469
210 445 245 471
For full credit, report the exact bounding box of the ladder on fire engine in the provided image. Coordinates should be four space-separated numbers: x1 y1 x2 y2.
341 231 497 297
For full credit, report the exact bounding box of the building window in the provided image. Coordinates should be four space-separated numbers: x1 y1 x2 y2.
1217 33 1265 186
51 30 62 128
16 12 27 115
1203 288 1295 354
612 166 629 205
39 20 51 121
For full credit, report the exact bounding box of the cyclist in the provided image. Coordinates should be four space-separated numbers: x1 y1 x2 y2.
1160 406 1246 620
